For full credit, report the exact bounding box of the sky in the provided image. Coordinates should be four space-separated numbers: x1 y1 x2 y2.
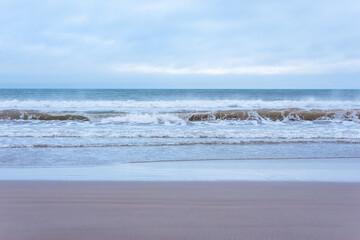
0 0 359 88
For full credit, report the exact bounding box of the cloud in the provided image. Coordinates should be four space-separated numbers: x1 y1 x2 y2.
112 59 360 75
0 0 360 87
20 44 70 56
62 15 89 25
44 31 115 46
132 0 196 16
112 64 295 75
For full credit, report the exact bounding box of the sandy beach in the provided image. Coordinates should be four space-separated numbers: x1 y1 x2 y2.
1 181 359 240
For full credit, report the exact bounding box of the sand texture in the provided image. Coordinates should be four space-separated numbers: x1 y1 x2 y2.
1 181 360 240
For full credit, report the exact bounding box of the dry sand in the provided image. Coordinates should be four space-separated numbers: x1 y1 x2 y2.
0 181 359 240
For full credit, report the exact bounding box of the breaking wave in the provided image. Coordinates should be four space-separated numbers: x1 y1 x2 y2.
1 109 359 122
0 110 89 121
187 109 360 122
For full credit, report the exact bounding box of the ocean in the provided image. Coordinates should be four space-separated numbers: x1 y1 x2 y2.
1 89 360 181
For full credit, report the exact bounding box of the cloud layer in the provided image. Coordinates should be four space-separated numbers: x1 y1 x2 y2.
0 0 359 87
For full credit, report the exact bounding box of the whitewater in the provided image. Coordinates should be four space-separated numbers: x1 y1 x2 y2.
0 89 360 181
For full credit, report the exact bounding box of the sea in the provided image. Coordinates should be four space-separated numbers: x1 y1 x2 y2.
0 89 360 181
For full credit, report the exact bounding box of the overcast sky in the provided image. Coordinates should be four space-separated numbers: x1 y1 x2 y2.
0 0 359 88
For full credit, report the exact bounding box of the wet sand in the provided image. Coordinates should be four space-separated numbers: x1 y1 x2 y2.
1 181 359 240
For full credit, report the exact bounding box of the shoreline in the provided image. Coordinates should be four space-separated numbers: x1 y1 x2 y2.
1 181 359 240
1 156 359 182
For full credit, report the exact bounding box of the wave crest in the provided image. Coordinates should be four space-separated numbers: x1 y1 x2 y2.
1 109 359 122
0 110 89 121
187 109 360 121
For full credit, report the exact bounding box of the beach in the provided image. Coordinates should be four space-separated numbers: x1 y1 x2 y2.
1 0 360 238
1 181 360 240
1 89 360 239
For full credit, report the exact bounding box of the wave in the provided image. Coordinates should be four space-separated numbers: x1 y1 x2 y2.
2 140 360 148
187 109 360 121
1 109 359 122
1 128 360 139
1 99 360 110
0 110 89 121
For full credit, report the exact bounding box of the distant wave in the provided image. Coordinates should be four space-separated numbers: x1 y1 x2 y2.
1 99 360 111
1 109 359 122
